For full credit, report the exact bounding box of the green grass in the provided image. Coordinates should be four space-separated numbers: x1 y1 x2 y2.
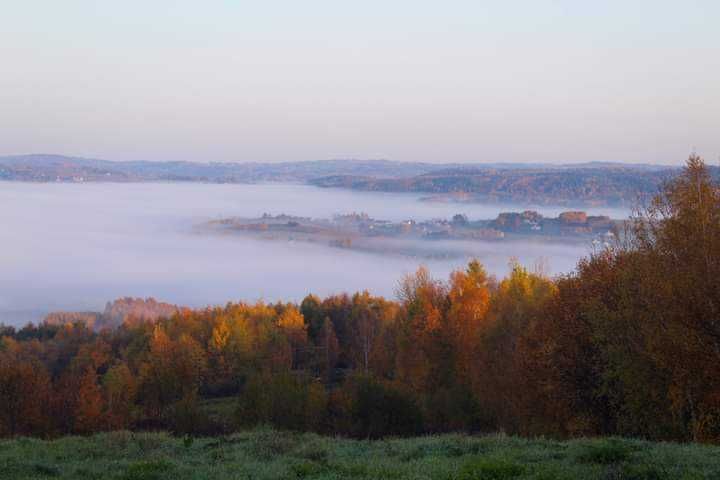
1 428 719 479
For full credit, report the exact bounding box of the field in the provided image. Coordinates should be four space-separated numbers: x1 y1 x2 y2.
1 428 719 480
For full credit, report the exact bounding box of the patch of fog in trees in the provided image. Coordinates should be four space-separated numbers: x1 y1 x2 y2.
0 182 628 325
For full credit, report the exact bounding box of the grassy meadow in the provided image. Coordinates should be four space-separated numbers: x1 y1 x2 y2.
1 428 719 480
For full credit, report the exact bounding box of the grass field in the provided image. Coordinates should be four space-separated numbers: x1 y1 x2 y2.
1 428 719 479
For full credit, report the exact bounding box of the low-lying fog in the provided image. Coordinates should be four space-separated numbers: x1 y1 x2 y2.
0 182 630 326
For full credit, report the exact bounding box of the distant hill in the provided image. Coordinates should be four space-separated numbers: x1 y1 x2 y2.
0 154 451 183
0 153 695 206
0 154 673 183
309 166 693 206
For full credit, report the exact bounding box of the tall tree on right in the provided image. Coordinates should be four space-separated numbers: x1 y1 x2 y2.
541 155 720 441
628 154 720 440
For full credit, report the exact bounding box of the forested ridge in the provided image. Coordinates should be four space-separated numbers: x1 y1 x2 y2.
0 153 696 207
2 156 719 442
310 166 689 206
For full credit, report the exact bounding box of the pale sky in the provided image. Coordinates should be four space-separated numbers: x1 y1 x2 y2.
1 1 718 164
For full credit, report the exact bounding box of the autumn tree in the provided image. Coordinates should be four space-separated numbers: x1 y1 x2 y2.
624 154 720 440
475 262 556 433
277 306 309 369
447 260 492 385
103 362 137 430
301 294 325 343
0 338 52 436
137 326 207 420
395 266 449 394
534 155 720 441
315 317 340 382
347 292 397 374
74 367 104 434
206 315 237 396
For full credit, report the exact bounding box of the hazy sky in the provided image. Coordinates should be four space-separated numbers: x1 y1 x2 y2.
1 1 718 164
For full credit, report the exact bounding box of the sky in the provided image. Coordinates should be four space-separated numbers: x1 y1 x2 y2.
1 1 718 165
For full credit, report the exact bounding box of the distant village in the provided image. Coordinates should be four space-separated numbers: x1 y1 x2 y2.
207 210 619 255
488 210 617 237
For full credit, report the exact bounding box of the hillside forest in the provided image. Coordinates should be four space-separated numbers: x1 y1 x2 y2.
1 156 719 443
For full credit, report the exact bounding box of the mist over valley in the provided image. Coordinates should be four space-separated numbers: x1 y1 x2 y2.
0 181 628 326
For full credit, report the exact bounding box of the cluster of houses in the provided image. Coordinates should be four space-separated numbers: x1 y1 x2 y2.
490 210 615 236
335 210 616 240
331 213 502 240
213 210 618 247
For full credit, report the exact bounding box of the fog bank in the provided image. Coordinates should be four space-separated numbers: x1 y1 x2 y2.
0 182 628 326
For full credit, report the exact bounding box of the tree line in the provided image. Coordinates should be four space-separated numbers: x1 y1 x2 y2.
1 156 719 441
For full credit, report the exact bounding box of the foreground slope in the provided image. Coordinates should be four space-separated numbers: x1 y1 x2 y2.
1 429 718 480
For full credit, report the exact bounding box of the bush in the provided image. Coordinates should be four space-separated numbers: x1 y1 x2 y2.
346 375 424 438
163 394 222 436
425 385 485 433
236 372 327 432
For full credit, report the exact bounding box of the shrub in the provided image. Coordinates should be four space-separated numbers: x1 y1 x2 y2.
425 385 484 433
346 375 424 438
236 373 327 432
163 394 222 436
